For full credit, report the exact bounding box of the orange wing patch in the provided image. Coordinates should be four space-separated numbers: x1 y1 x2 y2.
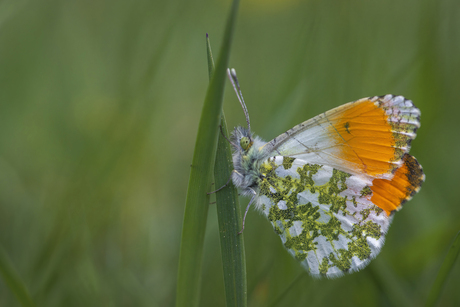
370 154 425 215
326 95 420 178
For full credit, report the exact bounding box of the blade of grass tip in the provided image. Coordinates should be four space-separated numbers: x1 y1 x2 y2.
206 33 214 81
425 231 460 307
175 1 240 307
0 245 35 307
207 34 247 307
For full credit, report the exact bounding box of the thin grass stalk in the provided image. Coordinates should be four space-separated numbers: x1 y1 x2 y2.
0 245 35 307
175 1 240 306
425 231 460 307
207 34 247 307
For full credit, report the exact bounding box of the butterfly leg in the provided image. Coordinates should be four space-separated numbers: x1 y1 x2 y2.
207 171 234 194
219 125 238 148
238 188 257 235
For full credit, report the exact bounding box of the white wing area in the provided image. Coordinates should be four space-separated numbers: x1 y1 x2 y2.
256 156 392 278
262 95 421 180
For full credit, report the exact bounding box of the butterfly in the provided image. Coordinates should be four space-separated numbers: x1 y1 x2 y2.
223 68 425 278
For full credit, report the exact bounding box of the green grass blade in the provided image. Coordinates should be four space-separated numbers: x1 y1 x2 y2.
269 273 305 307
175 1 240 307
214 120 247 307
207 34 247 307
368 259 415 307
206 33 215 81
0 245 35 307
425 231 460 307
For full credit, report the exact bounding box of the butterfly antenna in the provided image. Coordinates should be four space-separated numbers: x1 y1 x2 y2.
228 68 251 135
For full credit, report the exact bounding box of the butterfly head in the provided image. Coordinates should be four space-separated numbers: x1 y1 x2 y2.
232 126 254 153
240 136 253 151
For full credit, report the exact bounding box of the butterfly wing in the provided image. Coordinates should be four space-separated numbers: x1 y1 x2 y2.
256 154 423 278
263 95 420 180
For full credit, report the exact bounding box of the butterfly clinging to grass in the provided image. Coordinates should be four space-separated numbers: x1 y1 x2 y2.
218 68 424 278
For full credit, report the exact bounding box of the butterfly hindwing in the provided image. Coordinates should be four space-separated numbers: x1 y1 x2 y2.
255 156 391 278
370 153 425 214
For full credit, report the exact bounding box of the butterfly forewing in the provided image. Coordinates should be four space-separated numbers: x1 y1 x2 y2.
263 95 421 180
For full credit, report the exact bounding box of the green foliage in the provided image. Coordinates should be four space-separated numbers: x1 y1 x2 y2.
426 231 460 307
0 0 459 306
207 35 248 307
0 246 35 306
176 1 239 307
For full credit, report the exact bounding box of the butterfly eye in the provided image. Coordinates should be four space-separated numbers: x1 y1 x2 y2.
240 137 251 150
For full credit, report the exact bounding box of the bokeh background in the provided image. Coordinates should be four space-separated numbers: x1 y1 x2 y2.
0 0 459 306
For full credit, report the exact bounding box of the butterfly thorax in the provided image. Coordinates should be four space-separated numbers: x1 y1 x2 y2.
231 126 268 197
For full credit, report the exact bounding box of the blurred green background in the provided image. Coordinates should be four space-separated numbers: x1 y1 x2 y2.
0 0 459 306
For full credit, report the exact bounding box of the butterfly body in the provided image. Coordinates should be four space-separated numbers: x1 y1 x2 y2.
225 69 424 278
230 126 268 199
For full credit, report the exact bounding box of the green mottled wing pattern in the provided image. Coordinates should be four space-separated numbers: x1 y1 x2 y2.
256 156 391 278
